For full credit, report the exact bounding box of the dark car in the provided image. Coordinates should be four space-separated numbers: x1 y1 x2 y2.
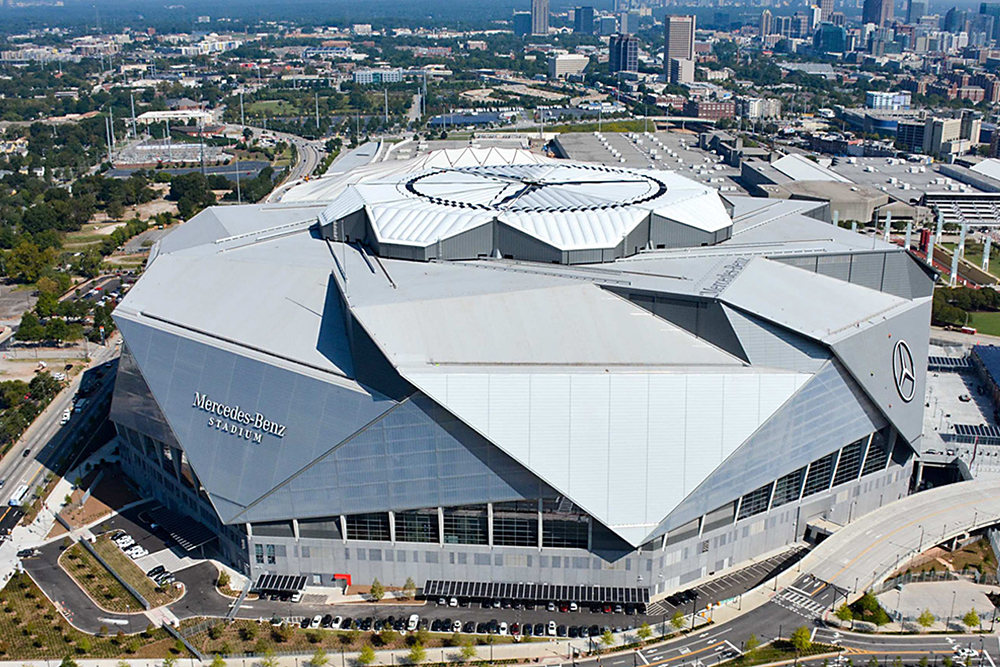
589 625 600 637
533 623 546 636
146 565 166 578
624 605 636 616
300 618 311 629
430 619 443 632
360 618 373 631
393 619 406 632
580 626 590 638
557 625 567 637
16 549 38 559
568 626 580 638
373 619 384 632
321 614 333 628
463 621 476 633
21 449 30 458
342 618 353 630
523 624 533 637
476 622 488 634
590 604 603 613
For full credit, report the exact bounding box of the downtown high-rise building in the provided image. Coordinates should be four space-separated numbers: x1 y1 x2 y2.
980 2 1000 39
574 6 596 34
908 0 929 23
531 0 549 35
862 0 893 26
760 9 773 35
819 0 834 22
663 14 695 76
609 33 639 72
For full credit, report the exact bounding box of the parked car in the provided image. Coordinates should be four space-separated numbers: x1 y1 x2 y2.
146 565 166 578
332 616 344 630
409 615 420 632
321 615 333 629
310 616 322 630
547 621 557 636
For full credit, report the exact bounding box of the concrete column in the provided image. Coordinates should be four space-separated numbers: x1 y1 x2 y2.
246 523 253 538
292 519 300 541
951 224 966 286
438 507 445 547
537 499 543 551
904 221 912 250
984 236 992 272
340 515 348 543
388 511 396 543
851 221 857 234
832 209 839 227
883 211 892 241
487 503 494 548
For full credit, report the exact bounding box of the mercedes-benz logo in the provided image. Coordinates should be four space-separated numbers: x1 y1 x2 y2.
892 339 916 403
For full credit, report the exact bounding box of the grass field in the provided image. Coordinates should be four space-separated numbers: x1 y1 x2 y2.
723 640 837 667
968 311 1000 336
941 243 1000 280
61 537 182 613
0 572 175 659
546 119 648 134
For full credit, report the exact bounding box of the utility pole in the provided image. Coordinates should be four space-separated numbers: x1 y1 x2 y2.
384 88 388 125
199 114 205 175
236 155 242 204
104 115 113 164
130 92 138 139
240 90 245 127
315 91 320 130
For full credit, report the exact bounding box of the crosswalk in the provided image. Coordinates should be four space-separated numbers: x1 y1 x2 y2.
771 587 829 619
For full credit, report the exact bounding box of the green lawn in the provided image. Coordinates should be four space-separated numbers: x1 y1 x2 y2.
967 311 1000 336
941 243 1000 280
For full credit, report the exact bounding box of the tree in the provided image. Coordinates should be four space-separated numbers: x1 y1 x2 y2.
260 650 279 667
403 576 417 600
790 626 812 655
835 604 854 625
211 655 226 667
917 609 935 631
174 638 186 655
745 634 759 657
370 578 385 602
601 628 616 649
358 645 376 666
459 639 477 662
670 610 685 631
60 657 79 667
311 647 328 667
962 609 981 629
162 656 177 667
409 642 426 665
15 312 44 341
636 623 652 641
217 570 230 589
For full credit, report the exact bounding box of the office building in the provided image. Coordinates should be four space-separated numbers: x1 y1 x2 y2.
865 91 912 110
550 53 590 79
908 0 929 24
669 57 694 84
513 12 533 36
609 34 639 73
574 6 596 34
760 9 774 36
532 0 550 35
820 0 834 21
862 0 893 26
663 15 696 78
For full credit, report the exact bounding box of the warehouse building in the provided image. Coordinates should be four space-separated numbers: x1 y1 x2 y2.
110 147 933 599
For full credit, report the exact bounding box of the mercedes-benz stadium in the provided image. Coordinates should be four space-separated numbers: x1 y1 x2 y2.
109 146 933 600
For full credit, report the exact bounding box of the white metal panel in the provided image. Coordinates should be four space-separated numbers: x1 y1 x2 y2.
486 375 531 459
646 375 688 526
527 374 573 492
721 374 762 456
683 375 725 496
758 373 808 419
442 374 490 433
567 374 612 521
607 374 651 527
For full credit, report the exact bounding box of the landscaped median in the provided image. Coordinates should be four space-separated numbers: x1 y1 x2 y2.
59 536 183 613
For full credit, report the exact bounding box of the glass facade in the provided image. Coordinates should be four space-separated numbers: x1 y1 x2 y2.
541 498 589 549
493 500 539 547
395 510 439 543
345 513 391 541
737 483 772 520
862 428 893 476
443 505 488 545
771 467 806 508
803 451 838 497
832 436 867 487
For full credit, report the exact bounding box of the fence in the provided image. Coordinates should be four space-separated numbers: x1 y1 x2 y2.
875 567 997 596
79 538 151 610
180 618 223 639
163 621 205 661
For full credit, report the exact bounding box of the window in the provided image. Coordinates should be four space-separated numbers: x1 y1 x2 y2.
345 513 391 541
738 483 772 520
803 451 838 497
541 498 589 549
255 544 264 564
832 437 867 486
493 501 538 547
862 429 892 476
443 505 488 545
395 510 439 543
266 544 275 565
772 467 806 508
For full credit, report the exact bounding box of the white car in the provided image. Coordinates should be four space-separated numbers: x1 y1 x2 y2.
569 602 579 612
498 622 508 636
331 616 343 630
60 409 71 425
449 597 458 607
452 619 462 633
126 546 148 559
115 536 135 549
310 615 322 630
547 621 557 636
408 614 419 632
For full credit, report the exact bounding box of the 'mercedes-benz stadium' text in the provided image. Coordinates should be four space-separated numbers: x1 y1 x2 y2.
192 391 286 441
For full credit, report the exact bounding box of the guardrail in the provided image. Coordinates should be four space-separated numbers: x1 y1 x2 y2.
78 538 151 610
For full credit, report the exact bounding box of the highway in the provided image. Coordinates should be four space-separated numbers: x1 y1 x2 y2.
226 123 325 202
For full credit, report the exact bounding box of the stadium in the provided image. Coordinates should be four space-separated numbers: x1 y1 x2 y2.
109 146 932 601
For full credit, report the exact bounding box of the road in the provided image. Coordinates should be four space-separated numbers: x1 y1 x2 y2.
228 124 325 202
0 338 120 510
